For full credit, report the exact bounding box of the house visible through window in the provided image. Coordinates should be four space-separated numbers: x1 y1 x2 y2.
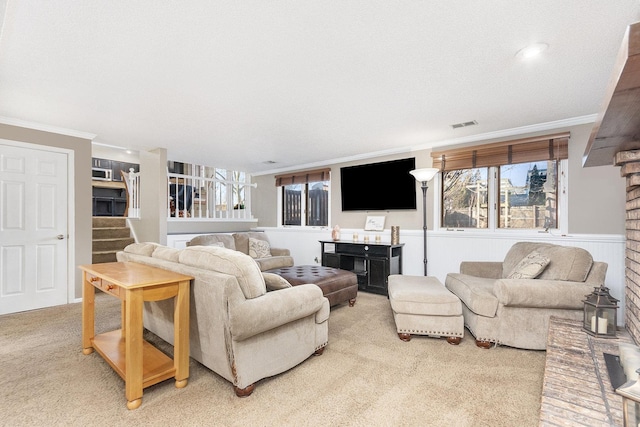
442 168 488 228
433 133 568 231
276 169 330 227
499 161 557 229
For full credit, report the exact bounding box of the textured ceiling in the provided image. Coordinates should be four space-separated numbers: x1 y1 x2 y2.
1 1 640 174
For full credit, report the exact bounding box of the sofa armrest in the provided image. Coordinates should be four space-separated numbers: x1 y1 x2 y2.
493 279 592 309
230 284 324 341
460 261 503 279
270 247 290 257
255 255 294 271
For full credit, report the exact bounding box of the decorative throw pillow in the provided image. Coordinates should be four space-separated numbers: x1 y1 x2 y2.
249 238 272 259
507 250 551 279
262 273 292 291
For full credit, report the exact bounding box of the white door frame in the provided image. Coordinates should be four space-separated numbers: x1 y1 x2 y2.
0 138 75 304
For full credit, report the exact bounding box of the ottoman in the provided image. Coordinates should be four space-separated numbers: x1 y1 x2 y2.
266 265 358 307
388 274 464 345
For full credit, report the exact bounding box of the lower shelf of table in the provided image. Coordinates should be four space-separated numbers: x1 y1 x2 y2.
91 329 176 389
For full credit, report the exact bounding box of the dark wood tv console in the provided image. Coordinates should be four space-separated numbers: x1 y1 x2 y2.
319 240 403 296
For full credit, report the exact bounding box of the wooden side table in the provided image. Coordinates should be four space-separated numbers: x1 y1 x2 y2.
79 262 193 410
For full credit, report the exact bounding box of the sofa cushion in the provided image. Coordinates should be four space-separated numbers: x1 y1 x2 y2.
249 237 271 259
502 242 550 278
152 246 181 263
123 242 160 257
187 234 236 250
262 272 292 291
502 242 594 282
445 273 499 317
535 245 593 282
506 250 550 279
233 232 270 255
179 245 266 299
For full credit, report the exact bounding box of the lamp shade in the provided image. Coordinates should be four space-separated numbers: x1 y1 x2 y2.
410 168 439 183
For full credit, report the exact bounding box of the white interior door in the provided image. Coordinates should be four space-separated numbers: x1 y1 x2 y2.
0 143 68 315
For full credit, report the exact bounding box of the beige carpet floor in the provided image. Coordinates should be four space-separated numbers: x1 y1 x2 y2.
0 291 545 426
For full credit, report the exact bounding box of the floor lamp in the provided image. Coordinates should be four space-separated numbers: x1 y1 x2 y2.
409 168 439 276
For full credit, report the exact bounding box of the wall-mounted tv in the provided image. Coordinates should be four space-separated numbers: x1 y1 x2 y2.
340 157 417 211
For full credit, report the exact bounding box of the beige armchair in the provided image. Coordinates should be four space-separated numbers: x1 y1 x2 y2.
445 242 608 350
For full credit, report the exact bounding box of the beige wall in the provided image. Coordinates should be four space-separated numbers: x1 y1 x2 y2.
253 123 626 235
0 123 93 300
567 124 626 234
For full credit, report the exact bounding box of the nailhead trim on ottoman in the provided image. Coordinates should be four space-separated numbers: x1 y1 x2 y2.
388 275 464 344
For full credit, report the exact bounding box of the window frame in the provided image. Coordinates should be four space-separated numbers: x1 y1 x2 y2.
277 178 331 228
433 159 568 234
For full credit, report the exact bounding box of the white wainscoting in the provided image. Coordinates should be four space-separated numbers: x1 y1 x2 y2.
167 233 203 249
257 227 626 326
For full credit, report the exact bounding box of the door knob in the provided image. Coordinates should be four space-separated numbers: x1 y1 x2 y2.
57 234 65 240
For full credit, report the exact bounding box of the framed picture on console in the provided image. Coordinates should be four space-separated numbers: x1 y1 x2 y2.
364 215 386 231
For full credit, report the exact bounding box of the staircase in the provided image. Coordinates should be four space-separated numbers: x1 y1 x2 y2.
92 217 135 263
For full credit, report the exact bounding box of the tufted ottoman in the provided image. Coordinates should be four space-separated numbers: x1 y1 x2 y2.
388 275 464 344
266 265 358 307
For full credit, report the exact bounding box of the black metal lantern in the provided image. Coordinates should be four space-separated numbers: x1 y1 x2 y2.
582 285 619 338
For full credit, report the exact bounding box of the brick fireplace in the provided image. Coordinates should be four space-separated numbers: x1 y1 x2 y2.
583 21 640 344
618 150 640 344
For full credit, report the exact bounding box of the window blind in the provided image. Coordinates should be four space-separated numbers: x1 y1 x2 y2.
275 168 331 186
430 132 570 171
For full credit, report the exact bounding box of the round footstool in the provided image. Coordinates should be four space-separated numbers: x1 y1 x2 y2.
388 275 464 344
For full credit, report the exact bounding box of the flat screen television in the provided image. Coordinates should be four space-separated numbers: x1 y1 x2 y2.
340 158 417 211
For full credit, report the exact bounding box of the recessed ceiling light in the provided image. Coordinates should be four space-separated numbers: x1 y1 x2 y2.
515 43 548 60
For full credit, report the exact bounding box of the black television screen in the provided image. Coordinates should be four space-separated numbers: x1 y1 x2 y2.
340 158 417 211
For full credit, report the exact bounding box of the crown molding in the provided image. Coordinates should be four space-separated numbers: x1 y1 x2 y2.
0 116 97 140
253 114 598 176
415 114 598 152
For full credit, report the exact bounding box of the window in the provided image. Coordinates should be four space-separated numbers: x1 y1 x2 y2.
499 161 557 229
442 168 489 228
276 169 330 227
433 133 568 231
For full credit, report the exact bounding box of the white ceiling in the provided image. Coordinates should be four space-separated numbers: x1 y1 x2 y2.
1 1 640 174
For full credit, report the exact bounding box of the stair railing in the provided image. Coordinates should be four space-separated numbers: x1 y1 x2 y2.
123 169 141 219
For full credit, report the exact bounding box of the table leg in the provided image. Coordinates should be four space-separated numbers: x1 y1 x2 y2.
174 280 190 388
82 273 95 355
121 299 126 335
124 288 143 410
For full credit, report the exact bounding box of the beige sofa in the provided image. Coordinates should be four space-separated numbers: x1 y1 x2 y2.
187 232 294 271
445 242 608 350
116 242 329 396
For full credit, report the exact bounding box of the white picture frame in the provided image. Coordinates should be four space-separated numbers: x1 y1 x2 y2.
364 215 386 231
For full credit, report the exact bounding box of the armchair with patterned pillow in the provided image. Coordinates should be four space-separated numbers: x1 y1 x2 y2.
444 241 608 350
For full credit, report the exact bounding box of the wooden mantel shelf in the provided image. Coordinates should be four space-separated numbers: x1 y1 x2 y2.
584 21 640 167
